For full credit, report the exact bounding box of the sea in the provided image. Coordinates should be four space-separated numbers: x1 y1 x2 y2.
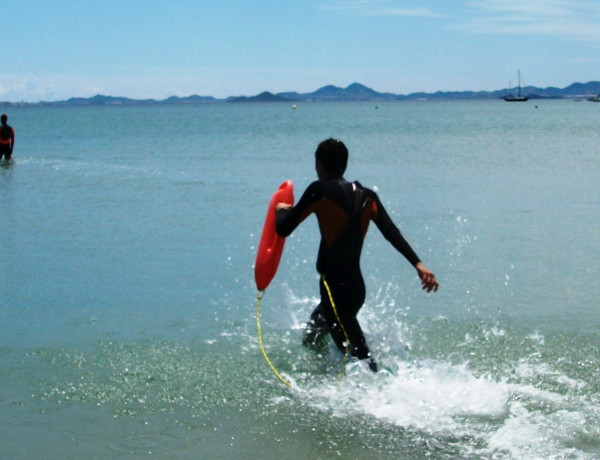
1 100 599 459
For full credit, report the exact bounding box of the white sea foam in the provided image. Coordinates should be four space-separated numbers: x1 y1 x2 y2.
271 266 600 458
295 353 599 458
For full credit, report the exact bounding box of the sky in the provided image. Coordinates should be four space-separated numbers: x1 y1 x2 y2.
2 0 600 102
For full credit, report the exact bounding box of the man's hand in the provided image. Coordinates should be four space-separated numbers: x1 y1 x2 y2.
416 262 439 292
275 203 292 211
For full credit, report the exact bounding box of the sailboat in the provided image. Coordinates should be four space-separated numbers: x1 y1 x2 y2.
585 81 600 101
504 70 529 102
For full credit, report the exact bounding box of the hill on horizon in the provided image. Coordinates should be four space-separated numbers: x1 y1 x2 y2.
3 81 600 106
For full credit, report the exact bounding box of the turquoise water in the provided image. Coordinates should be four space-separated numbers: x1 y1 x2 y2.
1 101 599 459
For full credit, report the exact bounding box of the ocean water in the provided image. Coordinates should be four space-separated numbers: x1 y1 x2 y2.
1 100 599 459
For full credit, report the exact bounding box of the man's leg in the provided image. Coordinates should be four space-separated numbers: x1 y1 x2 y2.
318 275 378 371
303 305 329 349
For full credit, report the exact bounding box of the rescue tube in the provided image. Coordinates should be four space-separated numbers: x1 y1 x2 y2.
254 180 294 291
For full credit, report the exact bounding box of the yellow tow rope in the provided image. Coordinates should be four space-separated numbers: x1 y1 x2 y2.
322 275 350 387
256 276 350 389
256 291 292 387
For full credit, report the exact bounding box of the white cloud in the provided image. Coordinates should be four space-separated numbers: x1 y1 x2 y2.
0 76 50 102
456 0 600 42
364 7 440 17
319 1 439 18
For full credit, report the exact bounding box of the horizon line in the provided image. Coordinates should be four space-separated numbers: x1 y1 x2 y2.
2 79 599 105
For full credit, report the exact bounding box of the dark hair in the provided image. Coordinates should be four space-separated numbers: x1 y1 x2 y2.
315 138 348 175
0 114 6 124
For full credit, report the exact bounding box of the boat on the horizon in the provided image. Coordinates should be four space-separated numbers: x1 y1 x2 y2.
584 82 600 101
503 70 529 102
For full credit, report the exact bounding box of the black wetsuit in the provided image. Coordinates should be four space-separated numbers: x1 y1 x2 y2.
0 124 14 161
276 177 421 367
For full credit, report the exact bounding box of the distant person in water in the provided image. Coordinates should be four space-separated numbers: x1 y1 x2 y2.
275 138 439 372
0 114 15 162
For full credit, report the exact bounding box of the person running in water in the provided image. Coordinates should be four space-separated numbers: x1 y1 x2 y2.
275 138 438 371
0 114 15 162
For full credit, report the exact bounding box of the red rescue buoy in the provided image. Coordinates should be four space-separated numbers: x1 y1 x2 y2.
254 180 294 291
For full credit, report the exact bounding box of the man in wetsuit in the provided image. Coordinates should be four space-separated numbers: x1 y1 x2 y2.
275 138 438 372
0 114 15 162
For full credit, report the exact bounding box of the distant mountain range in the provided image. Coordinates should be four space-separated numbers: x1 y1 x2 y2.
3 81 600 106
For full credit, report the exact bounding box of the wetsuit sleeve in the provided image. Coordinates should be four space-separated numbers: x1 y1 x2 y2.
372 194 421 267
275 208 296 237
275 182 320 237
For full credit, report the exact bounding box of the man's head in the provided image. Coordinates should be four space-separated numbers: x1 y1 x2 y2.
0 114 7 125
315 138 348 178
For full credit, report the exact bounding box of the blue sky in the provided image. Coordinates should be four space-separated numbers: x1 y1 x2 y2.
3 0 600 102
